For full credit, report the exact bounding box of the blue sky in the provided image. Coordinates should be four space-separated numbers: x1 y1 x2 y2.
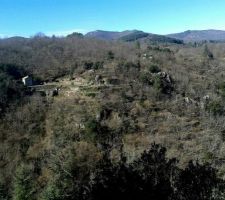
1 0 225 37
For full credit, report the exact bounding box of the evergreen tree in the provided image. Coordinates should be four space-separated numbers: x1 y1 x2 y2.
13 164 35 200
203 44 214 59
0 181 8 200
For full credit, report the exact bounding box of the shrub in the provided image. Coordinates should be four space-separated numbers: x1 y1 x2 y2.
93 61 104 70
140 72 153 85
85 92 96 97
0 179 9 200
0 66 26 113
83 61 104 70
41 181 61 200
83 119 102 143
153 75 164 92
92 144 223 200
205 100 224 116
149 65 161 73
173 161 220 200
84 61 94 70
107 51 115 60
217 82 225 98
13 164 35 200
153 74 173 95
203 45 214 59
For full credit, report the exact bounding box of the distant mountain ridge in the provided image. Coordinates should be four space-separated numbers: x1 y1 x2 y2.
85 30 183 44
167 29 225 42
85 30 143 40
85 29 225 43
2 29 225 43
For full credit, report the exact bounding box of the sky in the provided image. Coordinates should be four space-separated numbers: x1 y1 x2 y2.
1 0 225 37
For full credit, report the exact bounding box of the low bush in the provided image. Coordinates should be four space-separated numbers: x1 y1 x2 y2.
205 100 224 116
149 65 161 73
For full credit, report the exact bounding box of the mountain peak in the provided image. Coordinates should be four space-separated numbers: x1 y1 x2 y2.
85 30 142 40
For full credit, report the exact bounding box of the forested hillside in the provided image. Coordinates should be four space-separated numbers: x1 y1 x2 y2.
1 34 225 199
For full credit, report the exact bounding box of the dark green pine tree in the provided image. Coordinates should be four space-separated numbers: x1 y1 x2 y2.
13 164 35 200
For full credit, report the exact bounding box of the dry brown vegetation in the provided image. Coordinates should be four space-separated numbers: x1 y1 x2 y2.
1 35 225 199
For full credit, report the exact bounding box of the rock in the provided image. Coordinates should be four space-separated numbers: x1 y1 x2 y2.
52 88 59 96
203 95 210 101
156 71 173 94
184 97 200 106
184 97 195 104
95 75 102 84
45 88 59 97
184 97 193 104
200 95 210 109
157 72 172 83
96 113 101 122
88 69 95 74
157 72 166 78
102 78 109 85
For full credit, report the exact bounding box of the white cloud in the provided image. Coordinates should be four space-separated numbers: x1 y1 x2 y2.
0 33 21 38
0 33 7 38
46 29 88 37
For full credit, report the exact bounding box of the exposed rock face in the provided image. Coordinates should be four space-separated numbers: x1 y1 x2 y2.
157 72 173 94
95 75 101 83
157 72 172 83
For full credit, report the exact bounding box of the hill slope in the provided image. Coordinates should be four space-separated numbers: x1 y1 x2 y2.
85 30 138 40
167 29 225 42
85 30 183 44
1 33 225 199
